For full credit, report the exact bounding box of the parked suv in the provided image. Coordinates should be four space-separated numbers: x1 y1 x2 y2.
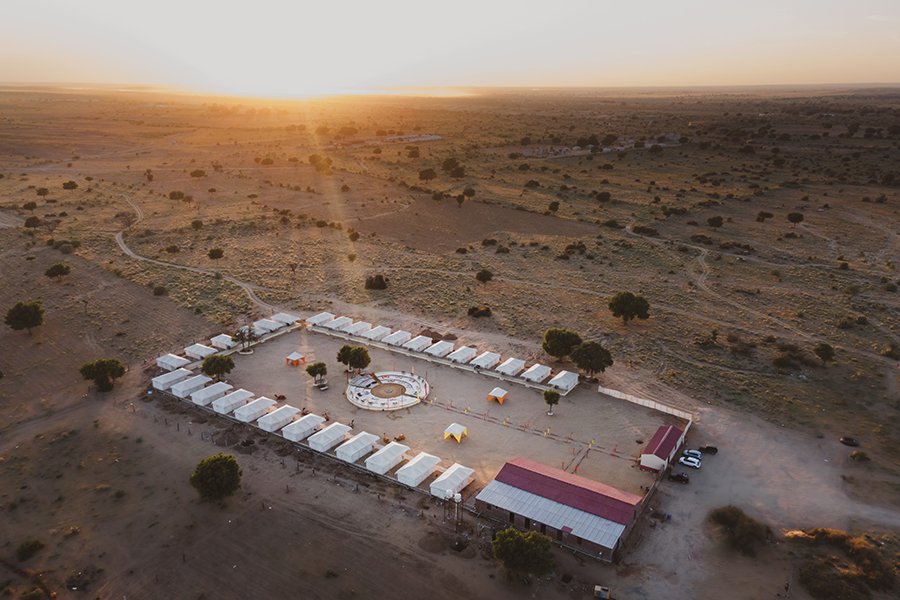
683 449 702 460
668 472 690 484
678 456 701 469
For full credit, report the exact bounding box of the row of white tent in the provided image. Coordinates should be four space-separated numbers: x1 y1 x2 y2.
155 313 302 372
150 368 474 498
306 312 580 393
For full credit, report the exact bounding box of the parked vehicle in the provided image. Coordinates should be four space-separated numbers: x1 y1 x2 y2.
699 445 719 454
839 437 860 447
668 472 690 484
683 450 703 460
678 456 701 469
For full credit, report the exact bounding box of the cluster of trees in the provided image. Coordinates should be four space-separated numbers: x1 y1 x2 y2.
336 345 371 372
305 361 327 384
541 329 613 377
201 355 235 381
418 157 466 183
79 358 126 392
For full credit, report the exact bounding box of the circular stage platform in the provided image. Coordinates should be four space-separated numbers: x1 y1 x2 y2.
346 371 429 411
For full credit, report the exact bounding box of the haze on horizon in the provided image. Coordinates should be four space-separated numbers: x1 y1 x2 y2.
1 0 899 97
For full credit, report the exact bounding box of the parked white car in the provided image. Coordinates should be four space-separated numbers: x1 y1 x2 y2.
678 456 701 469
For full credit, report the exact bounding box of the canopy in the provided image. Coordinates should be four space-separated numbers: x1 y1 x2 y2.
191 381 233 406
424 340 454 357
282 414 325 442
397 452 441 487
156 353 190 371
335 432 379 463
522 364 552 383
488 387 508 404
444 423 467 442
323 316 352 330
270 312 301 325
152 368 192 391
184 344 216 360
362 325 391 341
286 352 306 366
234 397 276 423
430 463 475 499
258 405 300 432
383 330 412 346
548 370 579 392
496 357 525 376
343 321 372 336
306 312 335 326
308 422 351 452
471 351 501 369
366 442 409 475
402 335 432 352
170 375 212 399
212 389 254 414
447 346 477 363
210 334 238 350
253 319 282 332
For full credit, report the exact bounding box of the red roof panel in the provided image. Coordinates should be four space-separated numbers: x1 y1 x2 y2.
641 425 682 460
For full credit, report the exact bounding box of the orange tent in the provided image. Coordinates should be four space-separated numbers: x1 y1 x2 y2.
286 352 306 366
488 387 508 404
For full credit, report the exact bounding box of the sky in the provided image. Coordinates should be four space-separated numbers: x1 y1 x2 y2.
1 0 899 97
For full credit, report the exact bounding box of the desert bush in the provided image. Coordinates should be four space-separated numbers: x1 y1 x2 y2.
837 316 855 329
793 528 897 599
153 285 169 296
467 305 492 318
364 274 388 290
164 244 179 253
16 538 45 561
482 238 497 246
849 450 869 462
632 225 658 236
455 247 467 254
709 506 770 556
601 219 623 229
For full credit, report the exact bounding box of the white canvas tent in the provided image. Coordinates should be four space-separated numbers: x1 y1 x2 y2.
152 368 192 391
170 375 212 399
335 432 379 463
471 351 501 370
184 344 216 360
323 316 353 330
383 330 412 346
210 334 238 350
496 357 526 376
343 321 372 336
362 325 391 341
270 312 301 325
306 312 335 326
212 389 254 414
430 463 475 499
156 353 190 371
252 319 282 332
522 364 552 383
282 414 325 442
548 370 579 393
191 381 233 406
402 335 432 352
447 346 477 363
424 340 454 357
234 397 276 423
366 442 409 475
258 405 300 432
308 423 351 452
397 452 441 487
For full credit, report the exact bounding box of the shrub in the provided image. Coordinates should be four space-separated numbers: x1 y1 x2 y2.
482 238 497 246
315 220 327 228
602 219 623 229
467 305 492 318
710 506 769 556
153 285 169 296
58 243 74 254
455 247 467 254
16 538 45 561
164 244 179 253
837 317 855 329
364 274 387 290
348 231 360 242
632 225 658 236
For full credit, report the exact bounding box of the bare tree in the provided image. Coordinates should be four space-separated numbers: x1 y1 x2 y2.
116 211 137 230
288 263 298 277
42 218 62 235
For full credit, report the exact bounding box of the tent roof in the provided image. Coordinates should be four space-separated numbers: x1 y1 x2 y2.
152 368 192 386
397 452 441 482
383 330 412 345
362 325 391 340
309 422 351 446
471 351 501 368
431 463 475 498
445 423 466 436
343 321 372 335
367 441 409 466
424 340 454 356
447 346 477 362
521 364 551 382
496 357 526 375
642 425 683 460
323 316 353 330
403 335 432 351
286 352 305 361
184 343 216 357
548 370 579 391
158 353 191 369
253 319 282 331
336 431 379 454
488 387 508 398
306 312 335 325
270 312 300 324
192 381 233 401
211 333 237 346
171 375 212 394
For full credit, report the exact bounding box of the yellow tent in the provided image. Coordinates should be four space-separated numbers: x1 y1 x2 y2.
444 423 467 443
488 387 508 404
286 352 306 366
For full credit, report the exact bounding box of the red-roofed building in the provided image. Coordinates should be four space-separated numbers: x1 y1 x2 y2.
639 425 685 472
475 458 644 561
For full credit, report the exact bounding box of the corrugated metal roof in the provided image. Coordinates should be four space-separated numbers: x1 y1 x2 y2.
494 458 641 526
642 425 682 460
477 481 627 550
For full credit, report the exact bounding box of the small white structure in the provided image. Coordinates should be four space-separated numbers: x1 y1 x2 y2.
402 335 433 352
430 464 475 499
184 344 216 360
522 364 552 383
191 381 233 406
321 316 350 330
151 368 192 391
397 452 441 487
282 414 325 442
308 422 352 452
362 325 391 341
366 442 409 475
212 389 254 414
335 431 380 463
306 312 335 326
234 397 276 423
170 375 212 399
424 340 454 357
548 370 579 393
343 321 372 336
496 357 526 376
210 334 238 350
447 346 477 363
252 319 282 333
383 330 412 347
270 312 301 325
471 351 501 370
156 353 190 371
258 405 300 432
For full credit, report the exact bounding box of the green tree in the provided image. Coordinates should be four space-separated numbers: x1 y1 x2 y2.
23 201 38 213
348 346 371 372
208 248 224 260
463 186 476 198
787 212 804 227
231 327 258 350
813 342 835 366
543 390 560 415
191 220 203 231
648 144 663 155
189 453 242 503
5 300 44 335
190 169 207 178
79 358 126 392
456 194 465 208
336 344 354 368
570 341 613 377
62 181 78 191
24 215 41 236
35 188 49 201
608 291 650 325
407 148 420 158
169 190 185 200
707 216 723 230
418 168 436 182
475 268 493 289
491 529 554 577
548 201 559 213
441 157 459 173
306 361 327 384
450 166 466 179
756 211 773 222
201 355 235 381
542 328 582 360
44 263 71 281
